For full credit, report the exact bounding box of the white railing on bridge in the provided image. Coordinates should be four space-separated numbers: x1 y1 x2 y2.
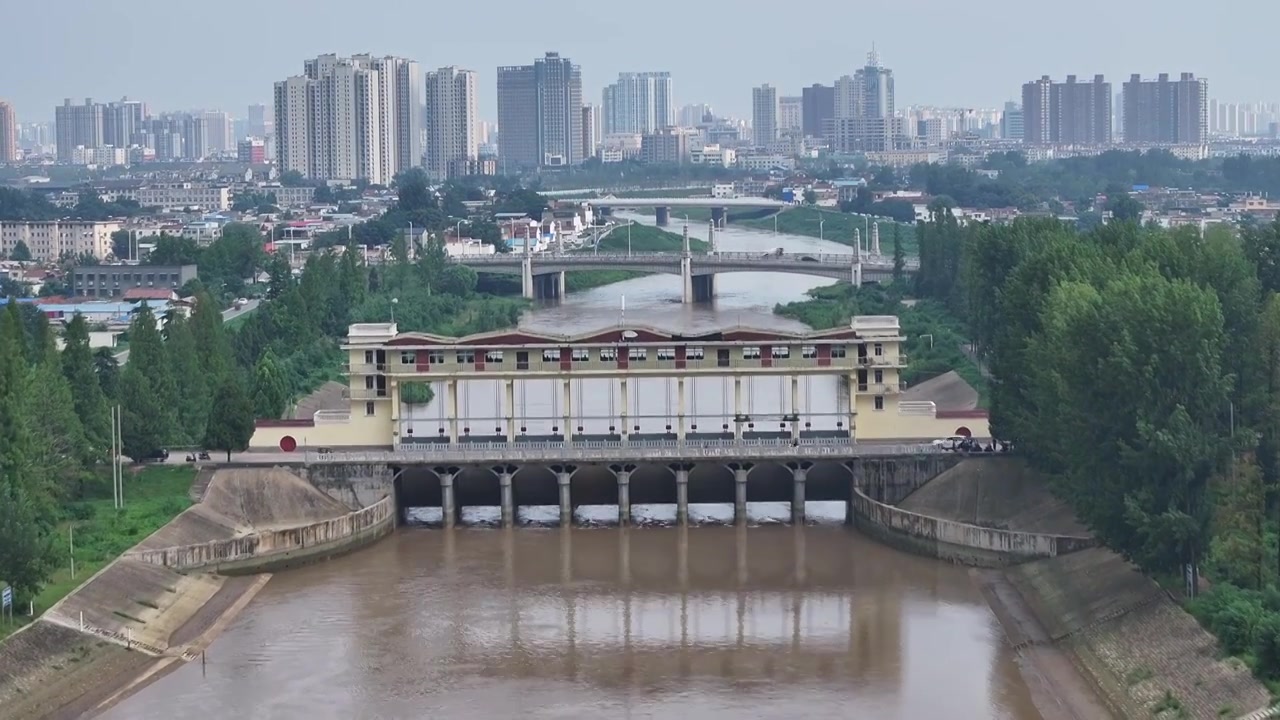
304 438 941 464
449 251 917 269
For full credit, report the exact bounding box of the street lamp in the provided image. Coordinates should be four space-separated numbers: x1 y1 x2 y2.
627 221 633 256
391 297 399 325
819 218 825 242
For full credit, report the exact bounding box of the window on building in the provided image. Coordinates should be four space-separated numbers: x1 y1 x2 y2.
364 350 374 364
656 348 675 361
687 347 705 360
365 401 376 416
831 345 847 358
572 348 590 362
802 346 817 359
364 376 375 389
455 351 475 364
600 348 618 361
628 347 647 361
400 351 416 364
771 346 790 359
742 347 761 360
874 369 883 384
874 343 883 356
874 396 884 411
543 348 560 362
427 350 445 364
485 351 504 363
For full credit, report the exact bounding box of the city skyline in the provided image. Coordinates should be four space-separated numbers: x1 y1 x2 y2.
1 0 1276 124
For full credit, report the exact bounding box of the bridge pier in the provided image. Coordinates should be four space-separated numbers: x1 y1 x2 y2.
711 206 726 227
655 206 670 227
680 256 693 304
612 465 636 526
553 465 576 526
437 467 459 528
521 256 534 299
495 467 516 527
730 464 752 525
691 275 715 302
531 272 566 300
788 462 812 525
672 464 692 525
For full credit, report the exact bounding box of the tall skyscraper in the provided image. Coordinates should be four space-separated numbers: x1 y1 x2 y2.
801 84 834 137
830 49 901 153
203 110 232 153
601 72 674 135
55 98 104 162
273 53 421 184
181 115 209 160
752 84 778 145
1021 75 1111 145
424 66 478 180
0 102 15 163
496 52 584 169
1122 73 1208 145
102 99 146 149
678 104 713 127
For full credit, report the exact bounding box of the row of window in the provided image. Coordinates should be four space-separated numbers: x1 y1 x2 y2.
78 273 178 284
389 345 871 366
366 397 890 417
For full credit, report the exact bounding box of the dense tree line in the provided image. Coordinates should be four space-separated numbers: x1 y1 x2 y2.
913 209 1280 679
0 188 143 225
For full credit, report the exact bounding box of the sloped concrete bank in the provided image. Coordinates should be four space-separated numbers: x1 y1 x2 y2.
0 467 393 720
871 458 1274 719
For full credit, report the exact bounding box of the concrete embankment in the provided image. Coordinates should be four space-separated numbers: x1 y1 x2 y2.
881 458 1273 719
0 467 391 720
852 458 1095 566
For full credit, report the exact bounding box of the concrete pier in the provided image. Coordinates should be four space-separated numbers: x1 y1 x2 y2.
498 471 514 527
730 463 752 525
440 472 456 529
674 466 690 525
792 467 808 525
656 206 671 226
557 471 572 527
616 469 632 526
711 206 726 227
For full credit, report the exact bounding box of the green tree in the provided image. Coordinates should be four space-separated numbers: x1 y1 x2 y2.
117 305 177 459
204 374 255 461
163 310 209 444
1105 192 1144 222
10 240 31 261
264 251 294 300
892 225 906 284
437 265 477 297
93 347 120 402
61 314 112 460
251 351 290 419
803 189 818 205
23 355 90 497
1209 459 1267 590
190 290 232 382
146 233 201 266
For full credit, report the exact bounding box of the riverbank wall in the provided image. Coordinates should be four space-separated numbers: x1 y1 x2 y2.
877 458 1273 719
0 466 393 720
851 457 1095 567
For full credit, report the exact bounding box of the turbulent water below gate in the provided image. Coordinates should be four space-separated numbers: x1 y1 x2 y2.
102 218 1043 718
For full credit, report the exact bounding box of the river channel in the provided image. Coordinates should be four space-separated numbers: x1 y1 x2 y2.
101 216 1044 719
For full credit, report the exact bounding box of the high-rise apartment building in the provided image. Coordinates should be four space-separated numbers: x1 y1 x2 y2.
678 104 713 127
424 66 478 180
779 96 803 133
582 104 600 159
801 84 834 138
55 98 104 162
1122 73 1208 145
496 52 584 169
203 111 232 153
1021 75 1112 146
247 103 267 137
601 72 674 135
0 102 16 163
273 53 422 184
640 126 692 165
752 84 778 145
181 115 209 160
102 99 146 149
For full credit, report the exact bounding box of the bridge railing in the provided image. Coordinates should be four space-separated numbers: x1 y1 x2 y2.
304 438 941 464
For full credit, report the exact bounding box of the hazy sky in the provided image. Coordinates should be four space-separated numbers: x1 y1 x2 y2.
4 0 1277 123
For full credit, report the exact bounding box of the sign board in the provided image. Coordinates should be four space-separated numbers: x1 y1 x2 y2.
1 585 12 610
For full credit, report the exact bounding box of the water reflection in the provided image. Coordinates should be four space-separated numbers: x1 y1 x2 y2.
104 527 1041 720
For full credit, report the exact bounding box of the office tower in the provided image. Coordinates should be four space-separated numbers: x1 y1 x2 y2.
424 65 478 180
55 98 104 162
247 103 267 137
1021 75 1111 145
678 104 713 127
779 96 803 133
752 84 778 145
1122 72 1208 144
238 138 266 164
582 104 599 159
274 53 420 184
496 52 584 169
202 111 232 153
640 126 691 164
601 71 674 135
1001 102 1024 140
0 102 16 162
831 48 900 152
801 83 834 137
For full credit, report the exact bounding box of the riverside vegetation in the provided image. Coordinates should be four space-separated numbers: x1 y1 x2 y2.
0 170 526 624
904 200 1280 687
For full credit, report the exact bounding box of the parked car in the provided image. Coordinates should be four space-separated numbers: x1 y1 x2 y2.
142 448 170 463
